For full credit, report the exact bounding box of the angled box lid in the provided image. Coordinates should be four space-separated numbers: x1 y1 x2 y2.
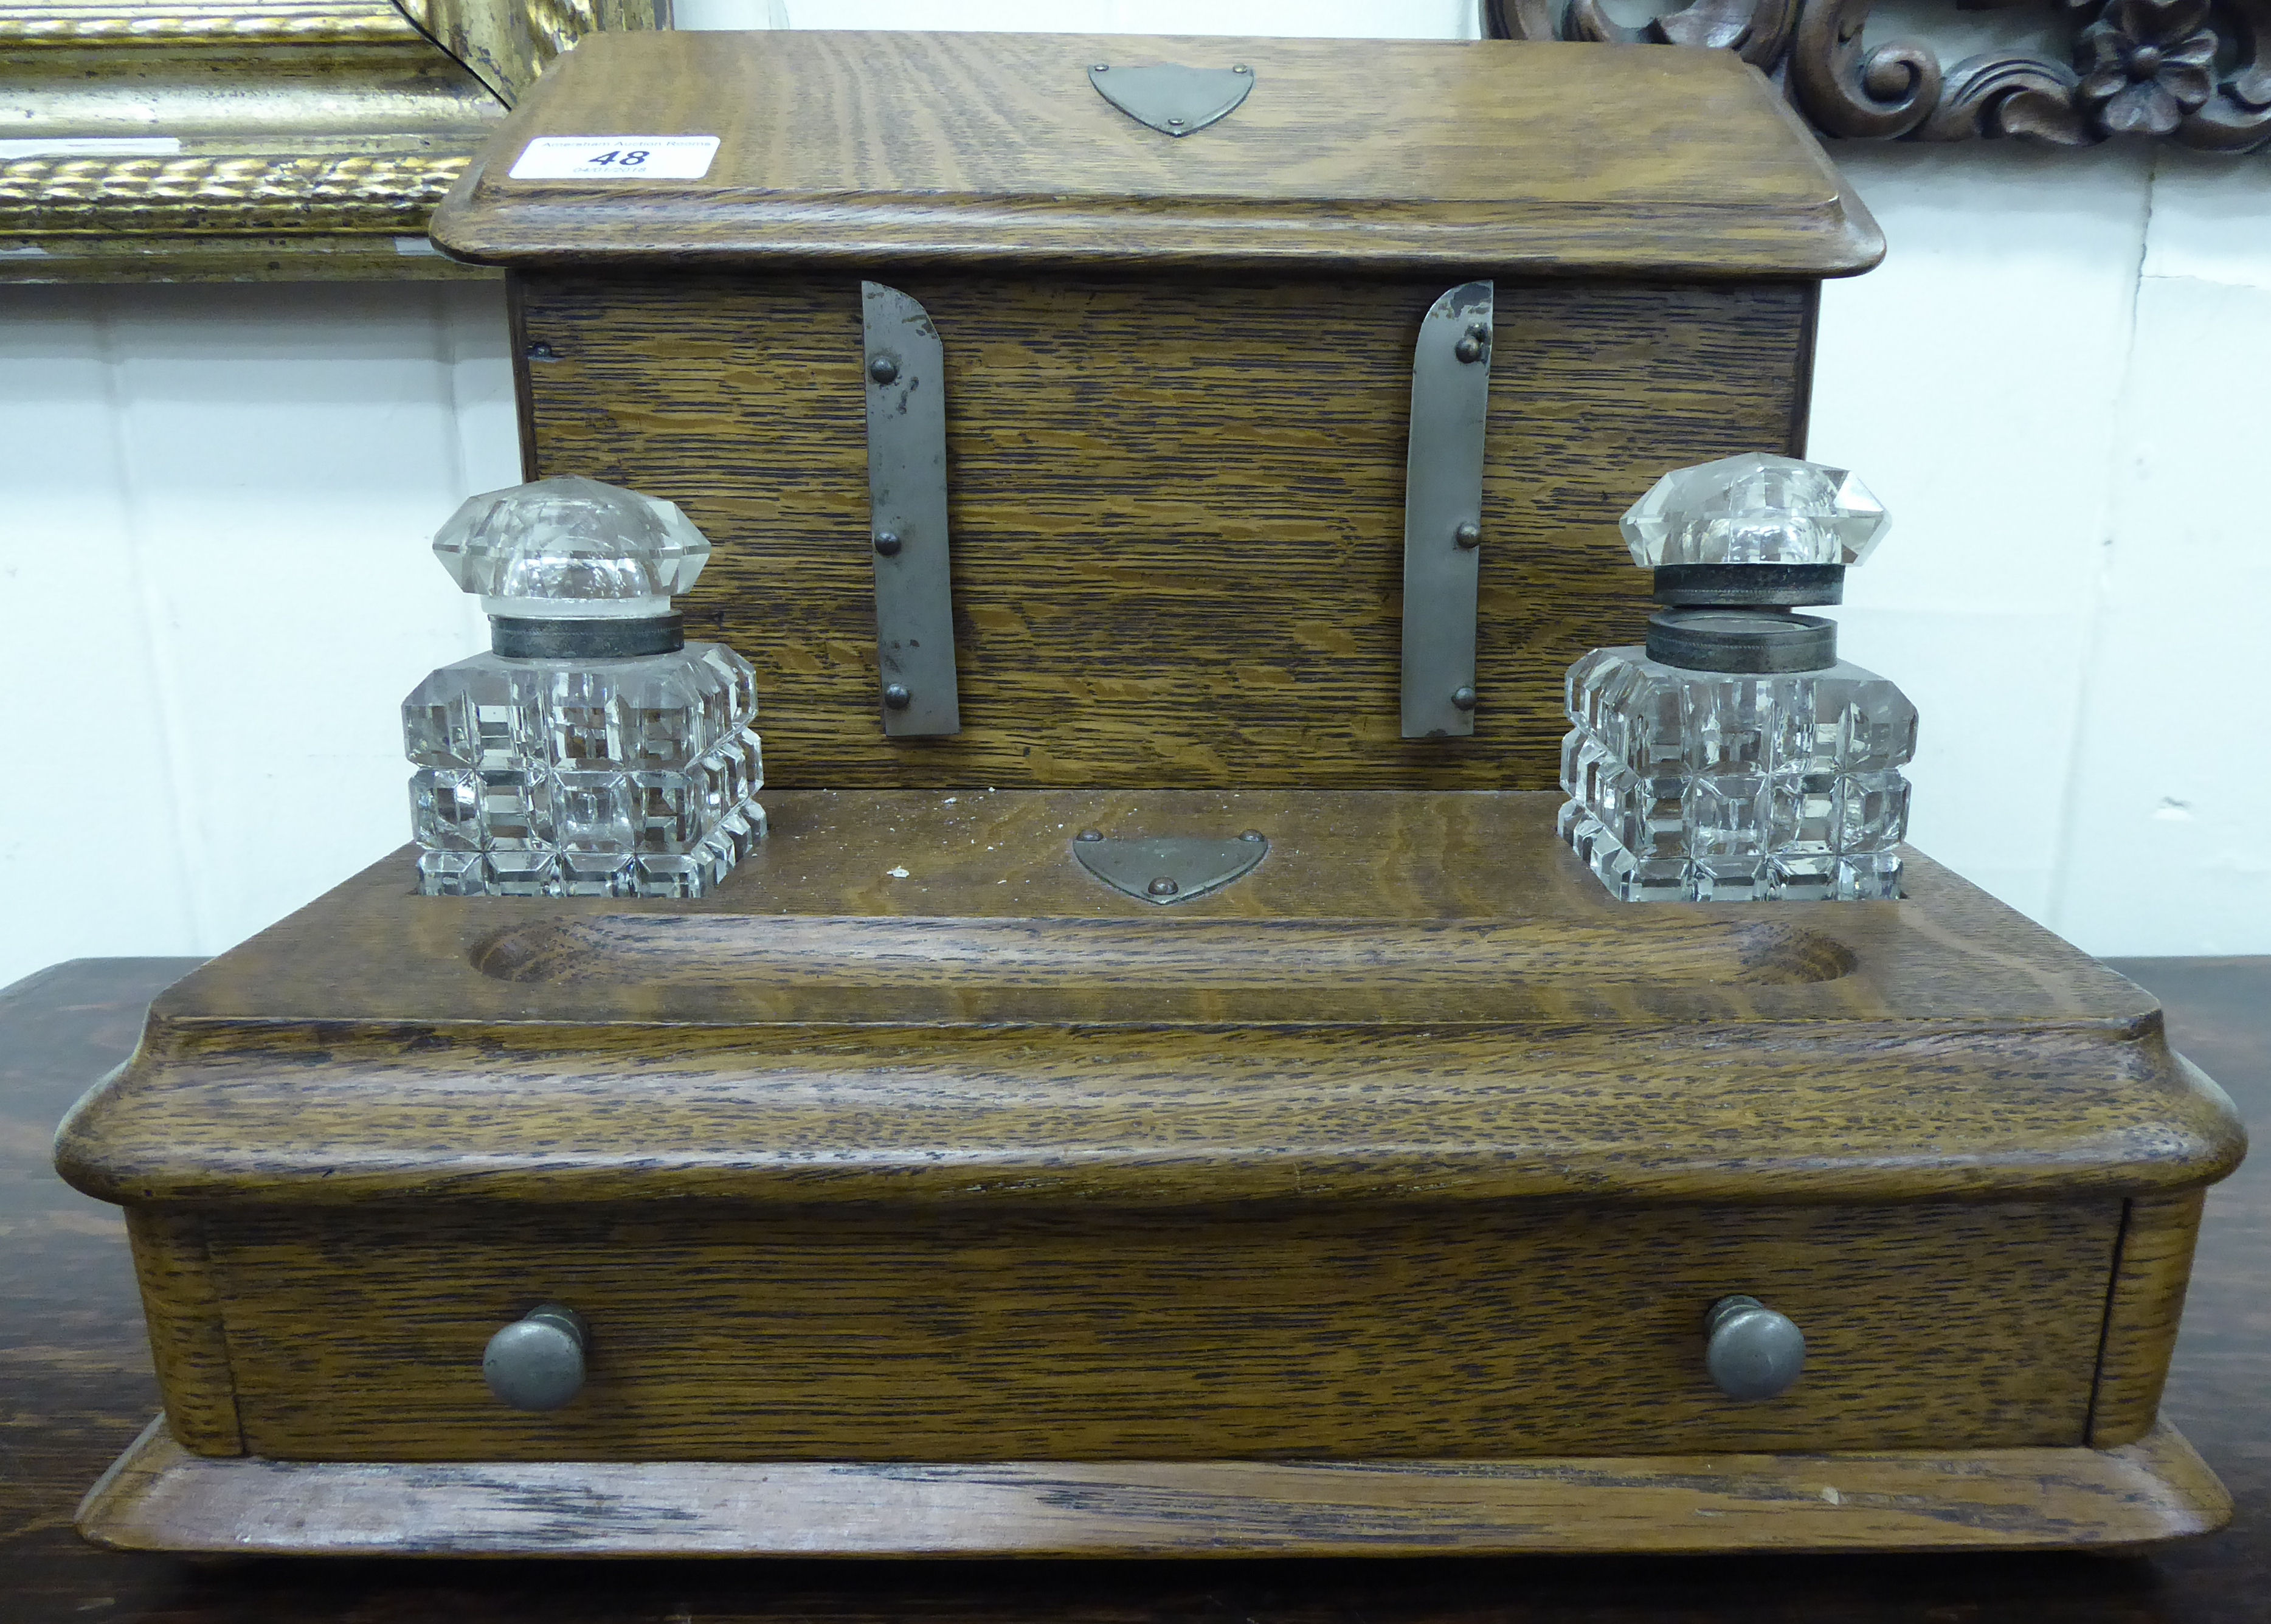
429 32 1883 276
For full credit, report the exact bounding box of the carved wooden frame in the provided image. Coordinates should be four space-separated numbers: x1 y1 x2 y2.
0 1 667 282
1487 0 2271 153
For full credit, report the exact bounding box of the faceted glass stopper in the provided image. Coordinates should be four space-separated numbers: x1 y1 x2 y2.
433 474 711 601
1621 453 1889 568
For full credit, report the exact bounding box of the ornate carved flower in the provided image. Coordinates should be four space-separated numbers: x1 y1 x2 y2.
2075 0 2221 135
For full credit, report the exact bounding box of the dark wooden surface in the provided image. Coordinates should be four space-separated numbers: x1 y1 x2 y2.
5 952 2267 1617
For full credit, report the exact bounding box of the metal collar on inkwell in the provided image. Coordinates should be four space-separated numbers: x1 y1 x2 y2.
1646 563 1842 676
1622 451 1887 678
489 609 685 659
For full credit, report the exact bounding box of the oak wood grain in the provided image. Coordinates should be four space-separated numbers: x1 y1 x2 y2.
78 1415 2226 1557
41 792 2241 1498
430 33 1882 277
206 1198 2114 1463
55 1007 2241 1213
90 790 2169 1017
120 1209 241 1457
518 275 1814 789
470 912 1864 997
2090 1186 2210 1449
8 956 2271 1614
52 795 2243 1213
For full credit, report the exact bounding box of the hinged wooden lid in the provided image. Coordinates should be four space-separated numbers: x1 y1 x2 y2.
429 32 1882 276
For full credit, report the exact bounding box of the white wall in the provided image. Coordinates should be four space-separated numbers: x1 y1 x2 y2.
1815 142 2271 953
0 283 517 983
2 4 2265 987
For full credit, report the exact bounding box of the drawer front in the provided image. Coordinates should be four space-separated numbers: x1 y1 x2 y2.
209 1200 2117 1463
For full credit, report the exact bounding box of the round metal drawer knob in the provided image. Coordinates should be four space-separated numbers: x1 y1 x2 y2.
483 1304 589 1412
1704 1294 1805 1401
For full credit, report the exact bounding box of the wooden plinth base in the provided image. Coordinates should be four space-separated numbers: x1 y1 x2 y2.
78 1417 2230 1557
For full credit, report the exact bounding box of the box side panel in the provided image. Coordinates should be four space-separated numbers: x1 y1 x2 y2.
125 1209 243 1456
505 274 541 485
209 1199 2115 1463
517 273 1812 789
2089 1187 2207 1446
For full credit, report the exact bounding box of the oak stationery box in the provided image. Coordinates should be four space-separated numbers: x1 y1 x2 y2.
57 32 2245 1557
438 27 1880 776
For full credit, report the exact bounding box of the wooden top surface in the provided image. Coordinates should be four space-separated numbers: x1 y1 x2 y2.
87 792 2151 1027
50 792 2244 1209
10 953 2271 1617
429 33 1882 275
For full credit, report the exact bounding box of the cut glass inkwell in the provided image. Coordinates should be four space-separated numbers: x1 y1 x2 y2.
402 475 764 898
1559 452 1917 902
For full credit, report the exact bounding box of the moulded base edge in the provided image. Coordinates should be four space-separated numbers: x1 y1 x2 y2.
77 1415 2230 1558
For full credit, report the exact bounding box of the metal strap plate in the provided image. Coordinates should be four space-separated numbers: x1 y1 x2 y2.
1398 280 1495 739
862 281 961 737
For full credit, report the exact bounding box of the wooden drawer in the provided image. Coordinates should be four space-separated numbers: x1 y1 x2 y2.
202 1199 2119 1463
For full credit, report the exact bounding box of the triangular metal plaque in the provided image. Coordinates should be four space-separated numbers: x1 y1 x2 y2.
1073 833 1268 905
1087 62 1254 137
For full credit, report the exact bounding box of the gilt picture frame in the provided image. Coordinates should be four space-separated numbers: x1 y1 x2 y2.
0 1 668 283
